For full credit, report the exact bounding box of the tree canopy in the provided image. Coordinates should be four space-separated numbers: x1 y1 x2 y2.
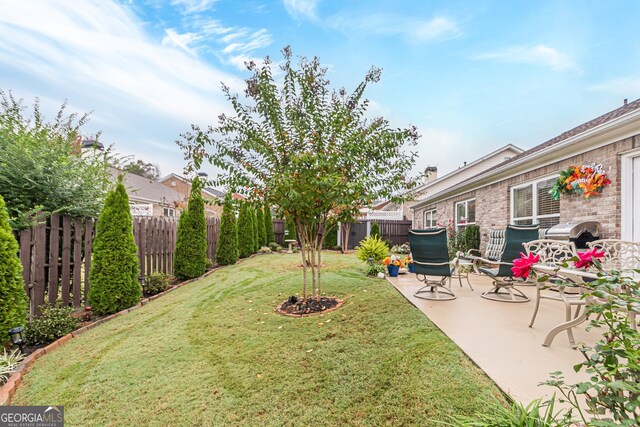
122 159 160 180
0 90 112 229
178 47 418 300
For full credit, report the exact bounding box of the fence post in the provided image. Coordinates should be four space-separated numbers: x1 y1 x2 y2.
84 218 93 305
32 213 47 316
48 214 60 305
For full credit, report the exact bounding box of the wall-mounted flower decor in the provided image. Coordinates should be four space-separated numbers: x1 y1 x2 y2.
549 163 611 201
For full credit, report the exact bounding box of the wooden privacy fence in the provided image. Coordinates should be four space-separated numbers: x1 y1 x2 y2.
132 217 177 279
19 214 94 317
273 219 285 245
377 220 412 246
19 214 221 317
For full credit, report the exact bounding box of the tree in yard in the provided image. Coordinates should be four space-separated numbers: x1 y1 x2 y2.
177 47 417 301
122 159 160 180
0 90 112 230
370 222 380 239
174 176 207 279
0 194 28 343
237 201 254 258
256 204 267 247
264 202 275 244
251 206 259 253
88 177 141 316
216 193 238 266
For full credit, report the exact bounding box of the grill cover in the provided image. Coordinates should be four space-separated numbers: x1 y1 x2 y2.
545 221 600 248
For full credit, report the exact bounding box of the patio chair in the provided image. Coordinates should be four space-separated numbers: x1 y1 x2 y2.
409 228 456 301
524 240 581 329
587 239 640 272
465 229 505 274
478 224 540 303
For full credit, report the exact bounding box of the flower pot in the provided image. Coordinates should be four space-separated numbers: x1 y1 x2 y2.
408 263 414 273
387 265 400 277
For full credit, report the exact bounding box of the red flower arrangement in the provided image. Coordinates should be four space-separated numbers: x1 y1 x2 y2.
573 247 606 269
511 252 540 279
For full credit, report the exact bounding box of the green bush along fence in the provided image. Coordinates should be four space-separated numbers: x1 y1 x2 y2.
18 214 220 317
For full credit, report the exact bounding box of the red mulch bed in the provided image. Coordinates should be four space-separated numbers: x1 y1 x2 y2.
276 296 343 317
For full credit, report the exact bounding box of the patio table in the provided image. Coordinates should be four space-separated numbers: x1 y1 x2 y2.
452 256 474 290
531 264 598 347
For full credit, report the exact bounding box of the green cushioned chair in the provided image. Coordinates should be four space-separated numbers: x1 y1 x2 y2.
478 224 540 303
409 228 455 301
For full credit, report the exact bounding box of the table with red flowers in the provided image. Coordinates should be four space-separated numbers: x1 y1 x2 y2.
530 264 598 347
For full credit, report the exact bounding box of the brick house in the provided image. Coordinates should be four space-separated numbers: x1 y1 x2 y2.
159 173 245 217
411 99 640 251
111 170 184 217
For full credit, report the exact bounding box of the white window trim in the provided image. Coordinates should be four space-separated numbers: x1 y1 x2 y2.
455 199 475 230
621 148 640 240
424 209 436 228
510 174 559 225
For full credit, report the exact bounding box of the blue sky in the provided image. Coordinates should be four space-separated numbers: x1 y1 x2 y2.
1 0 639 181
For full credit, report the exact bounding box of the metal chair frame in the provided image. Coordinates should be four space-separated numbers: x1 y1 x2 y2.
478 225 540 303
410 229 456 301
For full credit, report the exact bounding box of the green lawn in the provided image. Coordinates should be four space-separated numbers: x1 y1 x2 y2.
13 253 503 426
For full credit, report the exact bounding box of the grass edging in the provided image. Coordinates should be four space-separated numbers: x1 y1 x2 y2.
0 262 234 406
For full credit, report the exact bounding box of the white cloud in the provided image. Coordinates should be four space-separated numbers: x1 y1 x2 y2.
0 0 246 175
161 29 201 55
283 0 319 20
171 0 217 14
169 15 272 70
327 14 461 43
588 77 640 96
475 44 576 71
413 17 461 42
213 28 273 70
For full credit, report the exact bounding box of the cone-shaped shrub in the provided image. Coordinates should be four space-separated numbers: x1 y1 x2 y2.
264 203 275 244
174 177 207 279
88 177 141 316
251 206 259 253
370 222 380 239
256 205 267 247
324 227 337 248
237 202 254 258
285 216 296 240
0 194 28 343
216 194 238 266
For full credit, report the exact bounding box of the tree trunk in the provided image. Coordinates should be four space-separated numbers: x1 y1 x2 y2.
341 222 351 253
297 221 308 300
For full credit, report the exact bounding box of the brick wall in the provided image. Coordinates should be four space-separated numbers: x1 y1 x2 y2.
413 134 639 252
161 178 222 217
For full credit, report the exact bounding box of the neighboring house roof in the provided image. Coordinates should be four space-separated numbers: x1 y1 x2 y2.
204 187 225 198
412 98 640 210
411 143 524 195
159 173 228 199
111 169 182 205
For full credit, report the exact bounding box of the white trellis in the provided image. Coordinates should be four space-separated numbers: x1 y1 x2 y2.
366 210 403 221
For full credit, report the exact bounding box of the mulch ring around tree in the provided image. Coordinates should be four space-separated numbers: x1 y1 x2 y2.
275 296 343 317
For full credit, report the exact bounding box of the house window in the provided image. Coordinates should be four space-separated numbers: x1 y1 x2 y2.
511 176 560 228
455 199 475 230
164 207 175 217
424 209 436 228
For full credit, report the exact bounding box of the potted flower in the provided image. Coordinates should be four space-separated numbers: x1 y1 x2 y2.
383 255 404 277
403 256 414 273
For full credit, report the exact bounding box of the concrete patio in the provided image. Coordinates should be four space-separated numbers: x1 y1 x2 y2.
387 271 602 406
